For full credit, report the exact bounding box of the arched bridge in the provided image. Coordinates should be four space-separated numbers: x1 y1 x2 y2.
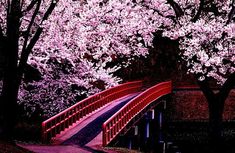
41 80 172 151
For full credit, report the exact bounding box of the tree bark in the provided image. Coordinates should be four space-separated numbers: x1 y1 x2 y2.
196 73 235 152
0 0 21 139
0 0 58 140
1 76 19 139
207 95 224 143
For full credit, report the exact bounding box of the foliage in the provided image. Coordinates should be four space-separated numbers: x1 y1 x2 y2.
1 0 234 118
0 0 171 117
162 0 235 85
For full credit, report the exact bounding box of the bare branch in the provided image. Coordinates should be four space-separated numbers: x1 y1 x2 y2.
134 2 177 23
7 0 10 14
167 0 184 18
22 0 38 14
219 72 235 101
191 0 204 22
227 0 235 24
17 27 43 85
21 0 41 58
17 0 58 82
27 0 58 52
195 74 215 102
0 25 3 39
20 0 25 10
41 0 58 21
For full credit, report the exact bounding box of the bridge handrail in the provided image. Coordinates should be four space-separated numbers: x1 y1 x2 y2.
102 81 172 146
42 80 143 143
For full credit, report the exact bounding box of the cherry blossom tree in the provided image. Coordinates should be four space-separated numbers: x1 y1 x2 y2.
161 0 235 144
0 0 170 137
1 0 234 146
15 0 172 117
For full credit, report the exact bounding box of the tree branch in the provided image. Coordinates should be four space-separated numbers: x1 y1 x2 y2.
137 2 176 22
21 0 41 60
195 74 215 102
17 0 58 83
22 0 38 14
0 1 7 10
191 0 204 22
20 0 25 10
0 25 3 39
0 25 5 58
227 0 235 24
167 0 184 18
7 0 11 15
41 0 58 21
218 72 235 101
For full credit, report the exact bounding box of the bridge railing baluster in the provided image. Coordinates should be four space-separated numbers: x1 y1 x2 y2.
102 81 172 146
41 80 143 143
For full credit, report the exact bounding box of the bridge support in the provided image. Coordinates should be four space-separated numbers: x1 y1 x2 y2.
159 112 163 130
104 85 172 151
146 120 150 139
128 138 132 149
134 126 138 136
126 126 139 150
133 102 168 152
152 100 168 152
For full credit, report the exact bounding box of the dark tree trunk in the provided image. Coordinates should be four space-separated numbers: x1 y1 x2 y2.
196 73 235 152
207 95 226 153
1 76 20 139
0 0 57 140
0 0 21 140
208 95 224 143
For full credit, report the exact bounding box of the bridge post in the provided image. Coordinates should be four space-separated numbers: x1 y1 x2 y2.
128 137 132 149
133 125 141 150
149 109 156 152
158 100 167 130
129 125 139 150
134 125 138 136
150 100 167 152
125 126 140 150
146 120 150 139
159 141 166 153
136 114 146 151
159 111 163 130
151 109 155 120
141 111 153 152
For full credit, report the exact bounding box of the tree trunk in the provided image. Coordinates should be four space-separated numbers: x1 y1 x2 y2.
0 0 21 140
0 32 20 138
207 96 225 153
208 96 224 143
196 74 235 152
1 75 19 139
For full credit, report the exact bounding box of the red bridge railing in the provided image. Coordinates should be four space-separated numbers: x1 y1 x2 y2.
102 81 172 146
42 80 143 143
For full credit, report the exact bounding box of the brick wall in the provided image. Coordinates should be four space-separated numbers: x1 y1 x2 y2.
167 90 235 121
